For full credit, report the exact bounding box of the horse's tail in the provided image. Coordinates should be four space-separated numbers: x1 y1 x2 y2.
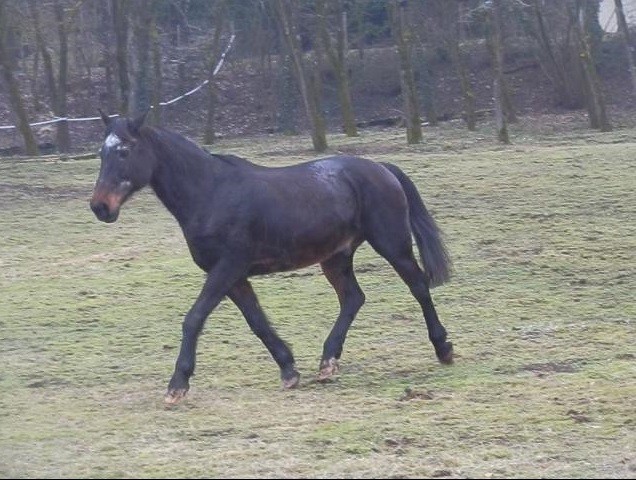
381 162 452 287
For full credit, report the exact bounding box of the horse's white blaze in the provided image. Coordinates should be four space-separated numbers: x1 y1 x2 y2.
104 133 122 149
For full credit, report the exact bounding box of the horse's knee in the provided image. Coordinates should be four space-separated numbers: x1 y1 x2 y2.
182 319 199 338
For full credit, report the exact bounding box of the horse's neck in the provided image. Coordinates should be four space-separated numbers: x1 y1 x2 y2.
148 130 225 226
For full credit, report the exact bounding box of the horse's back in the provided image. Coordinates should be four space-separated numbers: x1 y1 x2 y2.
309 156 413 249
310 155 407 210
297 155 405 199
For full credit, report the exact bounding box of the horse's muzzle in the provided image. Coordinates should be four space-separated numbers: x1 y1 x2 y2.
90 200 120 223
90 190 123 223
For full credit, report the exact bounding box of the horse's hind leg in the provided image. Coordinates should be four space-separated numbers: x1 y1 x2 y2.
318 251 366 381
391 252 453 363
228 279 300 389
367 225 453 364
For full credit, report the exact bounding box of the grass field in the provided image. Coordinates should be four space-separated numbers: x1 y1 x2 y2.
1 117 634 478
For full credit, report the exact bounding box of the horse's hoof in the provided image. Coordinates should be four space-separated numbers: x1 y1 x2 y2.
164 388 188 405
317 358 339 382
437 342 454 365
282 371 300 389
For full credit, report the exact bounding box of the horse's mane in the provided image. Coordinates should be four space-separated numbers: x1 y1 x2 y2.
142 126 254 169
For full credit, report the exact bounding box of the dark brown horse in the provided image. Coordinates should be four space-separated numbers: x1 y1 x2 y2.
90 111 454 404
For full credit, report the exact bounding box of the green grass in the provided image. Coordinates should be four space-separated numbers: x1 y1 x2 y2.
1 117 635 478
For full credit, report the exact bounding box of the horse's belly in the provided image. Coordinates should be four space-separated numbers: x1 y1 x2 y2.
248 229 358 275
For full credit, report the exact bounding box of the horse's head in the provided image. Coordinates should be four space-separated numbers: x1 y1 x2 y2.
90 110 155 223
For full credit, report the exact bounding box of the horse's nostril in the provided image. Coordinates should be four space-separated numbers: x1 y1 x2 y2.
91 201 109 220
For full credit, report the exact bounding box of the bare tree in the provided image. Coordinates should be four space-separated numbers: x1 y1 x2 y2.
97 0 114 108
484 0 517 124
73 1 95 114
112 0 130 115
277 54 300 135
131 0 152 116
569 0 611 131
203 1 228 145
170 0 192 96
437 0 477 130
316 0 358 136
54 0 70 152
488 0 510 143
0 2 38 155
26 16 42 113
614 0 636 96
526 0 587 109
28 0 72 152
274 0 328 152
150 12 162 125
407 2 438 127
389 0 422 144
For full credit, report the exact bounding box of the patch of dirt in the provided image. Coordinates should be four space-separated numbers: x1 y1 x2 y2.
615 353 635 360
519 361 580 374
398 387 434 401
0 182 90 201
566 409 592 423
26 377 71 388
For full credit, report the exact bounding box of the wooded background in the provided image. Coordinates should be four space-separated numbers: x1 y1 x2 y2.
1 0 635 155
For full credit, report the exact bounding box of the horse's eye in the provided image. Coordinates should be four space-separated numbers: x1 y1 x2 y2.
120 148 129 158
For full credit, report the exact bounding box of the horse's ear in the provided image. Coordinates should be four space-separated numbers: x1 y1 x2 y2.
129 109 149 136
98 108 112 127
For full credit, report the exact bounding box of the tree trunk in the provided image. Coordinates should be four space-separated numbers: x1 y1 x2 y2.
489 0 510 143
112 0 130 115
151 17 162 126
132 0 152 117
451 40 477 130
30 1 57 111
30 42 41 112
417 50 438 127
389 0 422 144
502 76 517 123
528 0 586 109
204 85 218 145
274 0 328 152
432 0 477 131
440 0 477 130
614 0 636 96
0 3 38 155
277 54 299 135
54 0 71 152
203 1 227 145
316 0 358 136
75 5 94 115
571 0 612 131
0 64 39 156
171 0 191 45
310 39 327 141
97 0 114 108
485 8 518 125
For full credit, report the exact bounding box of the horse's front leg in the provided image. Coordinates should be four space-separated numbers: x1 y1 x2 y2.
165 260 245 405
228 279 299 389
